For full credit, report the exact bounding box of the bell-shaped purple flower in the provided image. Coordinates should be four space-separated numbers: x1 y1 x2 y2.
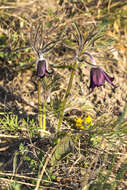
83 52 118 92
89 67 118 91
36 52 53 78
36 59 51 78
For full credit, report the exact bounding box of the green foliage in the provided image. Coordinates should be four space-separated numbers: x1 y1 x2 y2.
8 182 21 190
50 135 73 168
0 33 8 47
19 143 28 155
23 118 39 138
0 113 20 132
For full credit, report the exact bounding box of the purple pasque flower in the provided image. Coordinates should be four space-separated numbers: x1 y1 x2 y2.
36 53 51 78
89 67 118 91
83 52 118 92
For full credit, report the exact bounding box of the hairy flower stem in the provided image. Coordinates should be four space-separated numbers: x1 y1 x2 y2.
57 59 78 131
38 79 43 136
38 79 46 137
42 98 46 136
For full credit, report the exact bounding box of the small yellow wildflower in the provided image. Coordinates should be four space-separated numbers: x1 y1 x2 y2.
84 115 93 124
80 125 85 130
75 118 83 124
74 118 85 130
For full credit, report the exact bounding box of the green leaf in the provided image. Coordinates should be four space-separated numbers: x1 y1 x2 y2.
50 135 73 167
63 39 77 49
0 51 4 58
19 62 25 66
46 21 52 28
53 64 73 69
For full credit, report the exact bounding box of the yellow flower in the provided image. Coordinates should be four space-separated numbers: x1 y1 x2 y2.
76 118 83 124
80 125 85 130
84 115 93 124
74 118 85 130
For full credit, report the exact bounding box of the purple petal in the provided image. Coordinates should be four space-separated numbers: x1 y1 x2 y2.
89 67 118 91
103 70 118 88
92 68 105 86
89 68 105 89
37 60 47 77
45 71 50 76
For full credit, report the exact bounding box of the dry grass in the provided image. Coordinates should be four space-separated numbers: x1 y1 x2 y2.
0 0 127 189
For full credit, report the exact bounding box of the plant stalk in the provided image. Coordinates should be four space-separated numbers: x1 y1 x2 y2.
42 98 46 136
57 59 79 131
38 79 43 137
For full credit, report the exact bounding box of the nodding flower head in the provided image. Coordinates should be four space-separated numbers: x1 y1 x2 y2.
89 67 118 92
84 52 118 92
36 52 52 78
36 60 50 78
